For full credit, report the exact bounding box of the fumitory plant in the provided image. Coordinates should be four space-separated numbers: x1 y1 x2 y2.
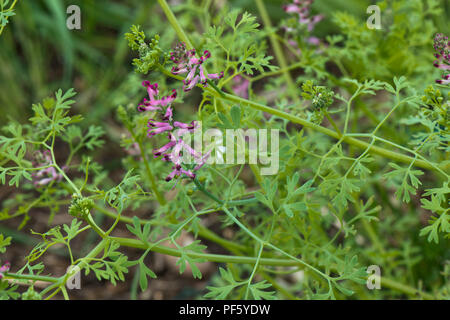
0 0 448 300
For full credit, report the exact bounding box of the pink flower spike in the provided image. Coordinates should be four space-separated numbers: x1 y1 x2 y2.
169 42 224 90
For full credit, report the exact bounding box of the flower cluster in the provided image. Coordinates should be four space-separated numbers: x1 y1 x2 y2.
433 33 450 85
170 42 224 91
0 262 10 280
282 0 323 54
138 81 177 112
138 81 210 182
31 151 63 186
283 0 323 33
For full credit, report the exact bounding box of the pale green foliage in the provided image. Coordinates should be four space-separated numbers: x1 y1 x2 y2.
0 0 449 302
205 9 277 75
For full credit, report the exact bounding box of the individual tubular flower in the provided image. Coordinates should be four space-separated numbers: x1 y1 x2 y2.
138 81 177 112
31 151 63 186
165 164 196 182
170 43 224 91
0 262 10 279
433 33 450 85
232 75 250 99
147 119 173 137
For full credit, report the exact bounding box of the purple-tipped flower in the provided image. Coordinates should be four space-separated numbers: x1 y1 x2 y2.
31 151 63 187
173 120 198 134
165 164 196 182
170 44 224 91
147 119 173 137
433 33 450 85
138 81 177 112
232 75 250 99
0 262 11 279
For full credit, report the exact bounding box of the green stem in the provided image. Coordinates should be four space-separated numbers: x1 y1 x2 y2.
111 235 305 266
85 213 107 238
157 0 194 49
325 111 342 137
93 203 248 253
4 273 59 283
381 277 435 300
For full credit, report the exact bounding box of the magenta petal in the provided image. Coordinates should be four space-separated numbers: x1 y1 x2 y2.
207 71 224 80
